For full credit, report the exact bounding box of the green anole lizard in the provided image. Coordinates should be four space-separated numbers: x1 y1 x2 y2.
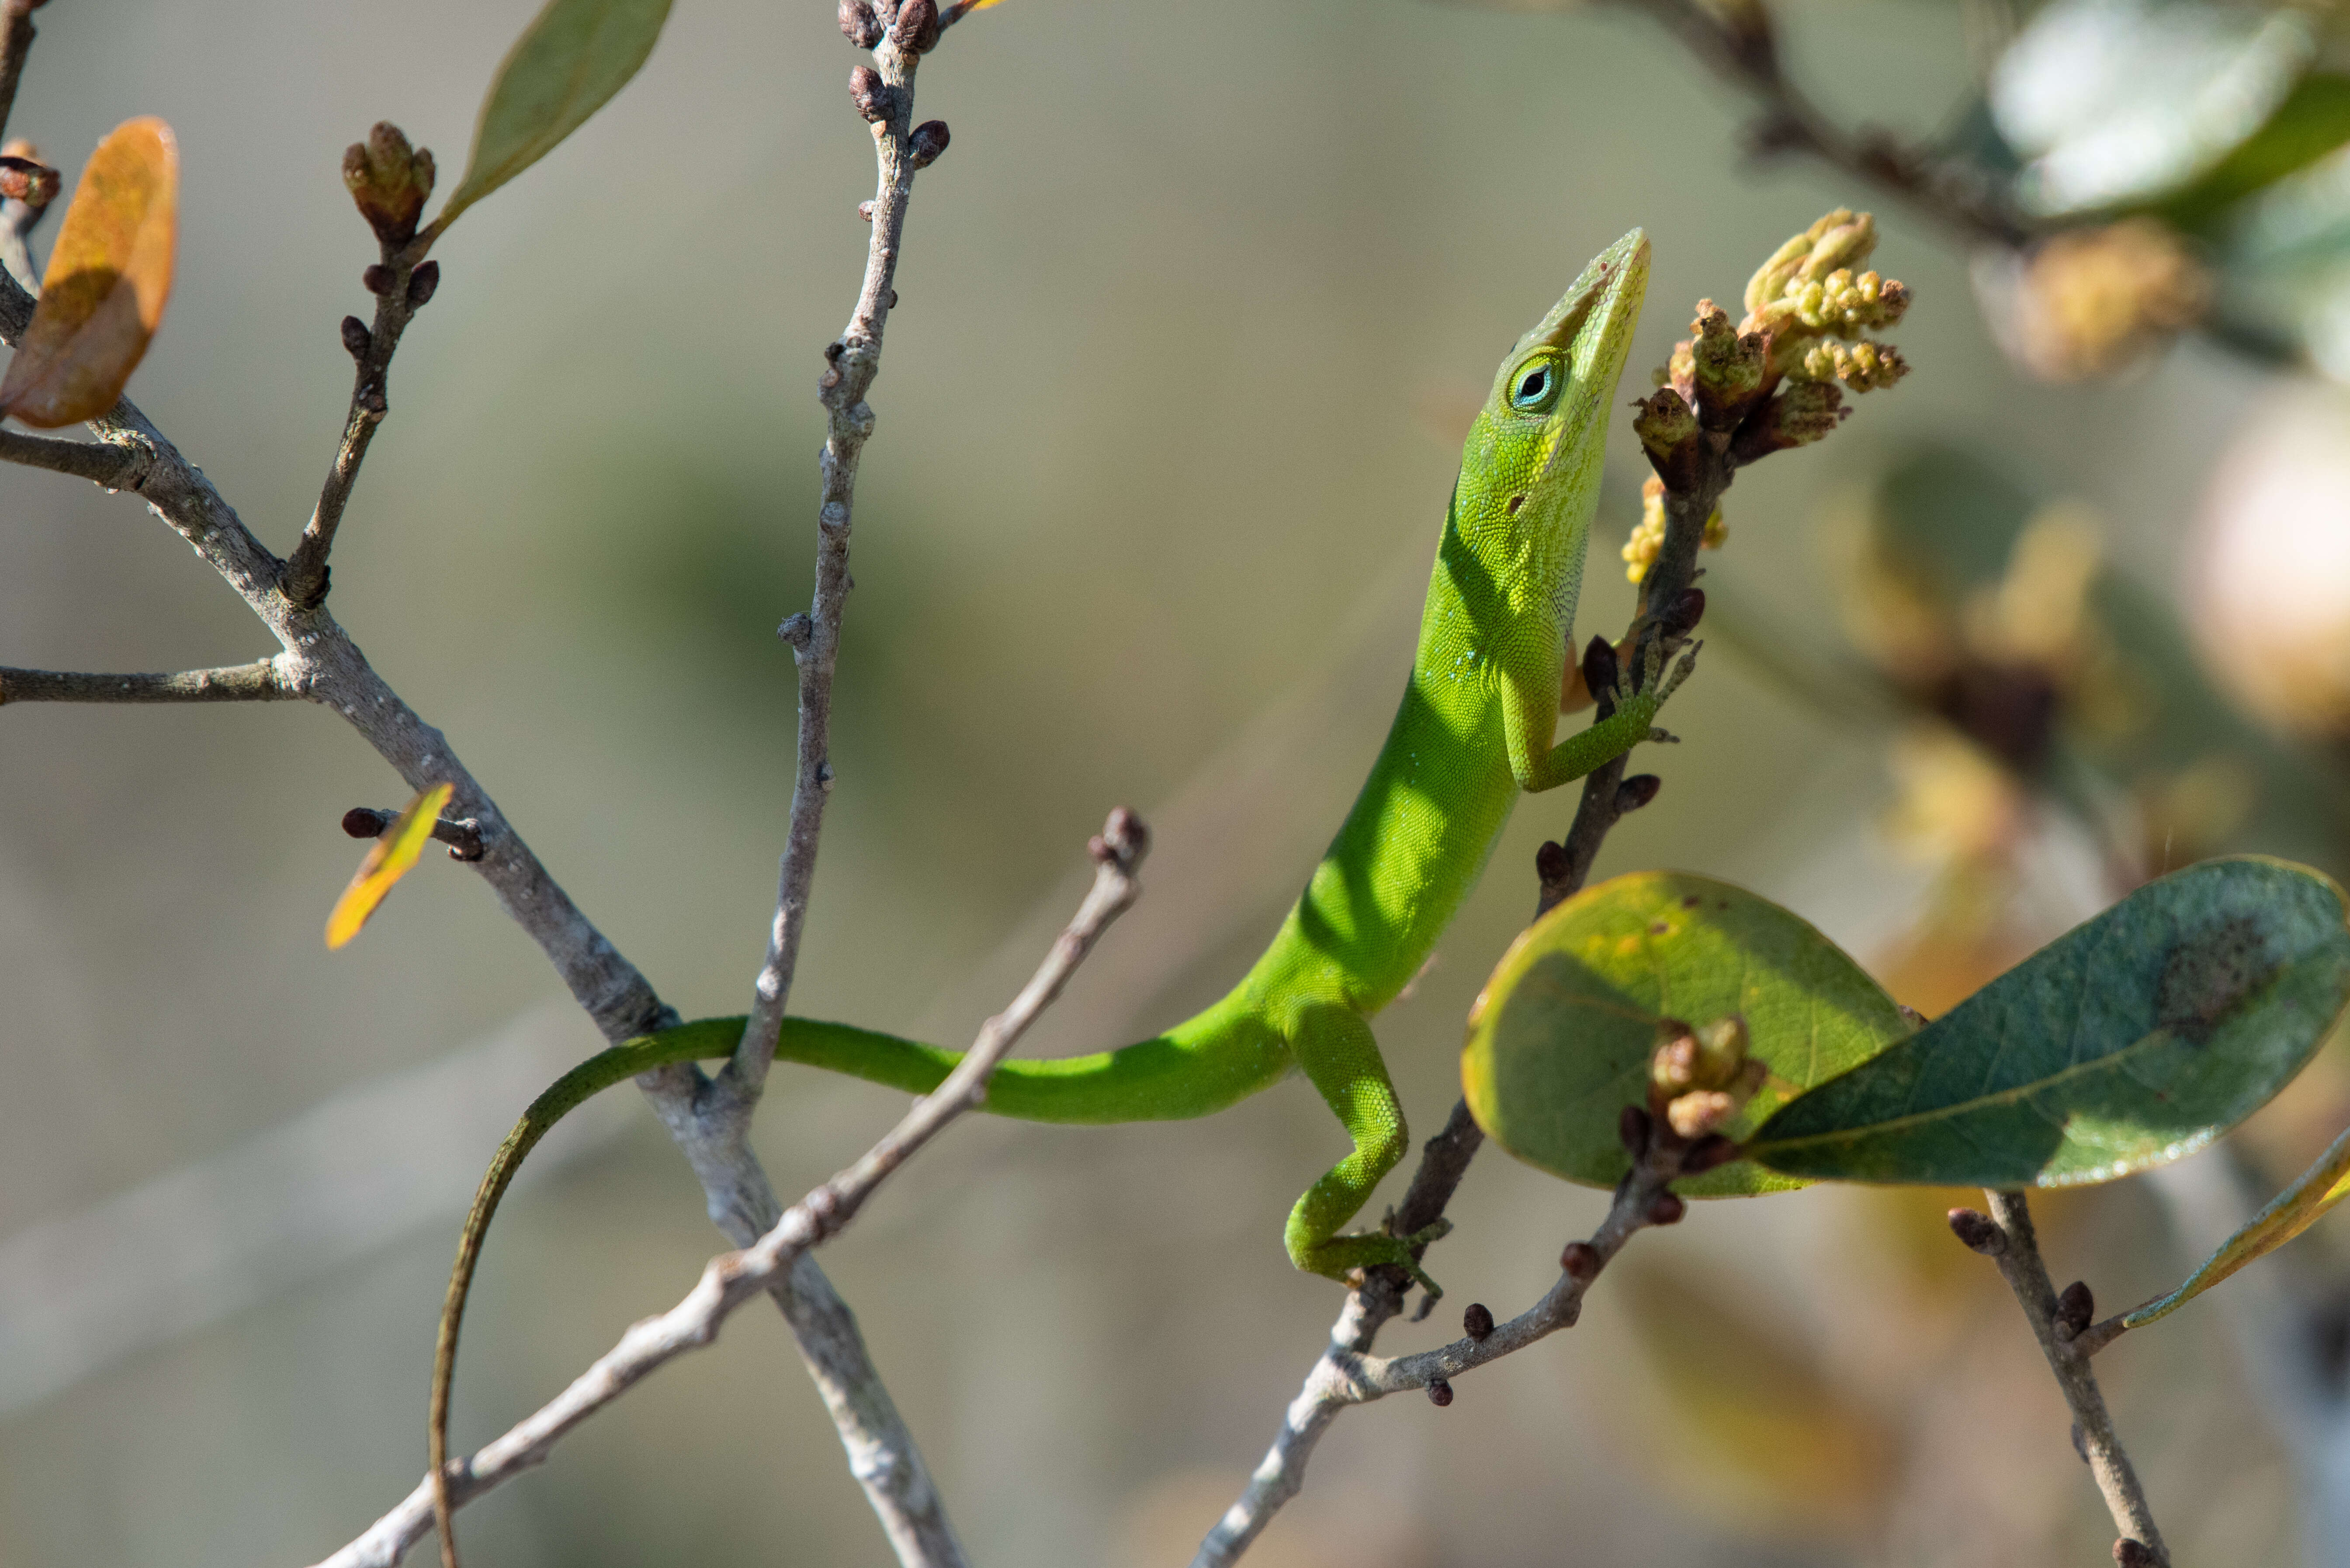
430 229 1682 1562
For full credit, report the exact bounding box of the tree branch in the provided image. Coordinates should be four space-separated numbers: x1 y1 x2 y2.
1612 0 2030 249
1969 1191 2170 1565
0 426 145 487
728 17 941 1106
1192 1131 1690 1567
311 809 1150 1568
0 0 38 156
0 659 295 704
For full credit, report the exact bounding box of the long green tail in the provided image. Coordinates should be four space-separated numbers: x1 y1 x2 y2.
430 1002 1289 1565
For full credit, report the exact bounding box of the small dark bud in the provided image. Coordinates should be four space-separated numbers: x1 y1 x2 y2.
824 340 847 363
1581 635 1619 709
1659 587 1706 640
341 806 387 838
907 119 951 170
2113 1539 2156 1567
849 65 893 123
857 200 876 222
1534 839 1570 886
363 263 395 296
1680 1134 1737 1174
340 315 371 361
1091 806 1149 869
1426 1379 1454 1407
1947 1208 2007 1256
1646 1192 1687 1226
1616 774 1663 813
0 154 58 208
1560 1241 1601 1281
1618 1104 1652 1158
357 382 388 415
2055 1280 2095 1340
839 0 885 46
891 0 939 53
778 612 814 647
406 259 440 308
1463 1302 1494 1340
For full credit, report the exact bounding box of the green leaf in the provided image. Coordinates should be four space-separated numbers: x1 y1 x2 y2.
2156 74 2350 230
1745 858 2350 1186
431 0 673 236
1461 871 1916 1197
2123 1118 2350 1328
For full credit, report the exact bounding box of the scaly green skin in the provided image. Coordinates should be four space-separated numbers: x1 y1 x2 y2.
431 232 1659 1520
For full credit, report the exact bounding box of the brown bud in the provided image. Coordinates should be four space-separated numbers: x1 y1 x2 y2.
1426 1379 1454 1406
1618 1105 1652 1158
363 263 395 297
0 154 57 208
1616 774 1661 813
342 122 436 248
1659 586 1706 640
1581 634 1619 711
341 806 388 838
1462 1302 1494 1340
1689 302 1766 430
1730 380 1847 463
849 65 894 122
2055 1280 2095 1340
1646 1192 1687 1226
1680 1134 1737 1174
2113 1539 2156 1567
908 119 951 170
891 0 939 53
839 0 884 46
857 200 876 222
1560 1241 1601 1281
1947 1208 2007 1256
340 315 371 361
406 259 440 308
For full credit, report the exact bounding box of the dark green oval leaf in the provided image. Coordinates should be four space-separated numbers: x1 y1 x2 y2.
1746 858 2350 1186
432 0 672 236
1462 871 1916 1197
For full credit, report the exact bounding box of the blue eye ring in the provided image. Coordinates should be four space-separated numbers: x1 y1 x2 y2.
1508 356 1562 413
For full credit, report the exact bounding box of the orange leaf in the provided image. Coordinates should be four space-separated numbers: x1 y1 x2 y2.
0 117 177 429
326 783 454 951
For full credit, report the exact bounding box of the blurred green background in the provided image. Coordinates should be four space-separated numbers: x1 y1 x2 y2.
6 0 2350 1564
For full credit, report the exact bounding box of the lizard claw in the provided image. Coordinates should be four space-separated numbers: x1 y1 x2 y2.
1658 640 1701 702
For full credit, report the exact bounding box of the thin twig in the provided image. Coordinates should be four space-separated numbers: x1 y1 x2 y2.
0 659 295 704
1981 1190 2170 1565
729 20 939 1105
341 804 484 862
0 0 37 156
0 426 145 487
1193 1137 1685 1567
280 244 436 608
1614 0 2030 249
311 810 1150 1568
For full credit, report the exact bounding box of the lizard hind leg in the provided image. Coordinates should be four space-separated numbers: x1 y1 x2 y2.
1283 1001 1452 1300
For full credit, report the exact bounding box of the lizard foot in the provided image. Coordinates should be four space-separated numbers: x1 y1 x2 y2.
1302 1218 1455 1302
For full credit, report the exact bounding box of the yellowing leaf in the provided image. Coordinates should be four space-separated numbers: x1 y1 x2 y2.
2124 1118 2350 1328
431 0 672 236
0 118 177 429
326 783 454 951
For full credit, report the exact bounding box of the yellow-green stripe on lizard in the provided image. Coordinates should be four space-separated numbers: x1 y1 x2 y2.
432 230 1671 1520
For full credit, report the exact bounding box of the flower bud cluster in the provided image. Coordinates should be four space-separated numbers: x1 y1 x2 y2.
1622 475 1724 585
1647 1014 1765 1140
1740 209 1910 391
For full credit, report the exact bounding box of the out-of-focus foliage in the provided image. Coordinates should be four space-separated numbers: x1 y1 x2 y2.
0 118 175 428
1748 857 2350 1184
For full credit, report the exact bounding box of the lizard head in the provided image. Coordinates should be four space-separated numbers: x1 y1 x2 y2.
1455 228 1650 622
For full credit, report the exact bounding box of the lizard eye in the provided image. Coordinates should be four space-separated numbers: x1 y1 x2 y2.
1509 358 1561 413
